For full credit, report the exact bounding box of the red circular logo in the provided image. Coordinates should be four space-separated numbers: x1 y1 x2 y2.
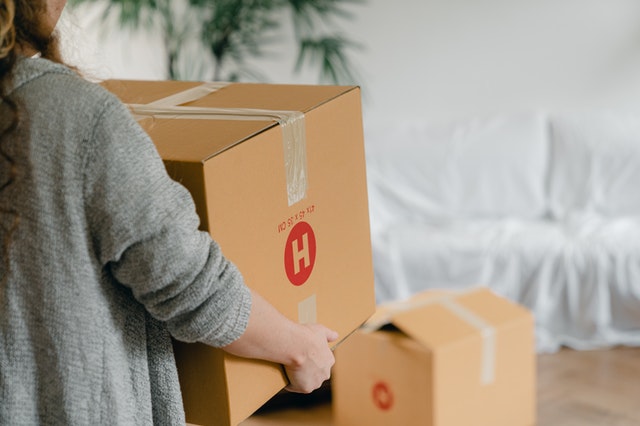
372 381 394 411
284 221 316 286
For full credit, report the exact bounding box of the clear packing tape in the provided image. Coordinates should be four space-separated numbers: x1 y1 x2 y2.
127 82 308 206
361 289 497 386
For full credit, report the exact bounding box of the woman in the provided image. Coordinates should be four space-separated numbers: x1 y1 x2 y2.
0 1 337 424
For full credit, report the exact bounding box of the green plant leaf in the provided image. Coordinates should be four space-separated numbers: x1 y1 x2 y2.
296 35 361 84
69 0 365 84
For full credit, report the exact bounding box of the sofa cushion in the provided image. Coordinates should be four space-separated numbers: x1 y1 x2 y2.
365 112 549 232
549 112 640 218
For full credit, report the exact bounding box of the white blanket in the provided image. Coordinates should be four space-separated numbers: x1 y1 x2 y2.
365 112 640 353
371 215 640 353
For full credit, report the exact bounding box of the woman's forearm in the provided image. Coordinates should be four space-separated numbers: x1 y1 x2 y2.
222 289 338 393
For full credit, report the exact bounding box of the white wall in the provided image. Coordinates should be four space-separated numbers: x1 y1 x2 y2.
355 0 640 125
63 0 640 129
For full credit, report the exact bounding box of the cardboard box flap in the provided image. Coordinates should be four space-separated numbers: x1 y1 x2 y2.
390 300 483 349
102 80 354 113
132 118 270 163
360 287 532 388
103 80 359 207
362 288 524 349
104 80 361 206
102 79 206 105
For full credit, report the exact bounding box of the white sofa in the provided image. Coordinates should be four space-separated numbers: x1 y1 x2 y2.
365 111 640 353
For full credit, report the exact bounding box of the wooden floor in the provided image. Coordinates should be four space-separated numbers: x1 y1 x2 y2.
536 346 640 425
240 346 640 426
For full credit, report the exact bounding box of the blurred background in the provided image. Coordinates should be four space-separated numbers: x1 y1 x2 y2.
62 0 640 131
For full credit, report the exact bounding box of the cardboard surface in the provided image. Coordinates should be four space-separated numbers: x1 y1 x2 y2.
333 288 536 426
105 80 376 426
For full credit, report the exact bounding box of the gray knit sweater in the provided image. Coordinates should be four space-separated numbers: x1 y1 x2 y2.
0 58 252 425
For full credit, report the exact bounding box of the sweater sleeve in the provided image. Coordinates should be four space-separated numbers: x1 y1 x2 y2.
82 94 251 347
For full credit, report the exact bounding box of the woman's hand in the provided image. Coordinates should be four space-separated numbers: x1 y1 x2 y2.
222 290 339 393
283 323 338 393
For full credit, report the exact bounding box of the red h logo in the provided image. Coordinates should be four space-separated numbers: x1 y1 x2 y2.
284 221 316 286
372 381 394 411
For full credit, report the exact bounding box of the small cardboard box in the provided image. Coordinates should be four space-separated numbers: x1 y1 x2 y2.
103 80 376 426
333 287 536 426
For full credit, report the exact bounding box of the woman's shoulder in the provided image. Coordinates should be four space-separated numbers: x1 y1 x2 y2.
15 57 121 109
14 57 134 129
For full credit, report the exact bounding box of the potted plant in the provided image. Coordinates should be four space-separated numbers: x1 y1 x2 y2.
68 0 363 84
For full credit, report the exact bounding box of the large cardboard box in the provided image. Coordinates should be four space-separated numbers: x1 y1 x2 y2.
103 80 376 426
333 287 536 426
